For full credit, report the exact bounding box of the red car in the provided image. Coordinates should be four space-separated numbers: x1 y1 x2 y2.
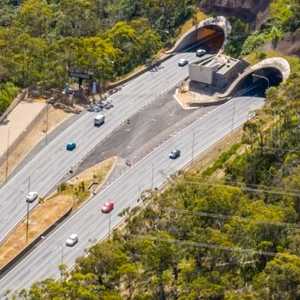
101 201 114 213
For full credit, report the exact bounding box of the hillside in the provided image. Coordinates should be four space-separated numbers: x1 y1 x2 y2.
16 57 300 299
2 0 300 299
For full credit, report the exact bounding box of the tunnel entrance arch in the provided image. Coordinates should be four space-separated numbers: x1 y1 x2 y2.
234 67 284 97
217 58 291 99
168 16 231 54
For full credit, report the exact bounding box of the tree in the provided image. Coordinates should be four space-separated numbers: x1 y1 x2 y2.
254 253 300 300
15 0 54 37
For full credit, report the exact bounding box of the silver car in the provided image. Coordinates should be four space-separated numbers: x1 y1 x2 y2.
196 48 206 57
178 58 188 67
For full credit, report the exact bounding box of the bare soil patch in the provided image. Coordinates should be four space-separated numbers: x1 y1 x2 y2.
0 105 73 184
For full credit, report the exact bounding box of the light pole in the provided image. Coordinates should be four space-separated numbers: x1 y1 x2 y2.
191 131 196 164
151 163 154 190
5 127 10 182
60 244 64 265
25 176 32 243
45 102 49 145
252 73 270 90
108 213 112 239
231 100 236 132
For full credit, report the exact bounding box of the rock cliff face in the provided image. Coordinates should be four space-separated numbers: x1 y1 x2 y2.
200 0 271 25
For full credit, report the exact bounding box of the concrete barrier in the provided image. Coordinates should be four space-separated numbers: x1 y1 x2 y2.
107 53 175 90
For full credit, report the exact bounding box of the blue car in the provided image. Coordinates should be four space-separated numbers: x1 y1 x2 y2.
66 142 76 151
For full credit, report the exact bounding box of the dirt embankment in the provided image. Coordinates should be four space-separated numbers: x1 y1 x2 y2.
199 0 271 26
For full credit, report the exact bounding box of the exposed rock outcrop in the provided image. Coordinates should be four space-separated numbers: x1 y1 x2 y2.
200 0 271 25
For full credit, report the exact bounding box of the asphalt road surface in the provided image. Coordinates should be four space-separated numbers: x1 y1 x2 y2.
0 52 200 244
77 87 216 172
0 97 265 297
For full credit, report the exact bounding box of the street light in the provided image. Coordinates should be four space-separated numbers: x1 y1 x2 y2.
191 131 196 164
252 73 270 89
5 127 10 183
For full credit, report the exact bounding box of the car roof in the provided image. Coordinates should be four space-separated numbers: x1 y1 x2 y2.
27 191 37 195
69 233 78 239
104 201 113 206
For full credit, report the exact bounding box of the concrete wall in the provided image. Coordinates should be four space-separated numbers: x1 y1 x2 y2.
189 64 214 85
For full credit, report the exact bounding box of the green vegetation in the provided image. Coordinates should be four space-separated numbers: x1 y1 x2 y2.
0 82 19 114
1 1 299 299
0 0 195 114
202 143 241 177
13 56 300 299
225 0 300 58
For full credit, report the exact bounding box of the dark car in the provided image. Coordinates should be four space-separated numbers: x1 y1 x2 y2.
66 142 76 151
87 105 94 112
169 149 181 159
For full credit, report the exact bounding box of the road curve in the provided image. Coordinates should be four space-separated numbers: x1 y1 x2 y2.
0 52 200 244
0 96 265 297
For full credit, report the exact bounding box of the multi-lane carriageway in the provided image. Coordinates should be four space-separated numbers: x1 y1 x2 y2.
0 48 265 296
0 96 265 296
0 52 198 243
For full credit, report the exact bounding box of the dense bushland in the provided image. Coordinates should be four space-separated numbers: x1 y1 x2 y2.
0 0 195 113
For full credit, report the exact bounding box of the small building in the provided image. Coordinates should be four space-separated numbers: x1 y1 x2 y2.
189 55 246 90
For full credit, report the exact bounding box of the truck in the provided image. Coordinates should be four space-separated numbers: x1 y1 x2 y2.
94 114 105 126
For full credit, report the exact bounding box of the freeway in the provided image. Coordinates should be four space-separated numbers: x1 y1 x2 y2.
0 52 200 243
0 96 265 296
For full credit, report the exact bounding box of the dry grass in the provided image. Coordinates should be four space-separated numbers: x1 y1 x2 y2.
0 194 73 270
61 157 116 207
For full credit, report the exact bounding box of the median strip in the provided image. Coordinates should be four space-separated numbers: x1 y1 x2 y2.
0 157 116 273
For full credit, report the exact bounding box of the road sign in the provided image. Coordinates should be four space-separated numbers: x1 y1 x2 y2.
69 71 93 79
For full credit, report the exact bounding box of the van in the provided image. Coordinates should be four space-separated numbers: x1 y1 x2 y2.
94 114 105 126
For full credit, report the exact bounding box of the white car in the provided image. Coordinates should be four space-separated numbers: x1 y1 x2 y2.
25 192 39 203
178 58 188 67
196 48 206 57
65 233 79 247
